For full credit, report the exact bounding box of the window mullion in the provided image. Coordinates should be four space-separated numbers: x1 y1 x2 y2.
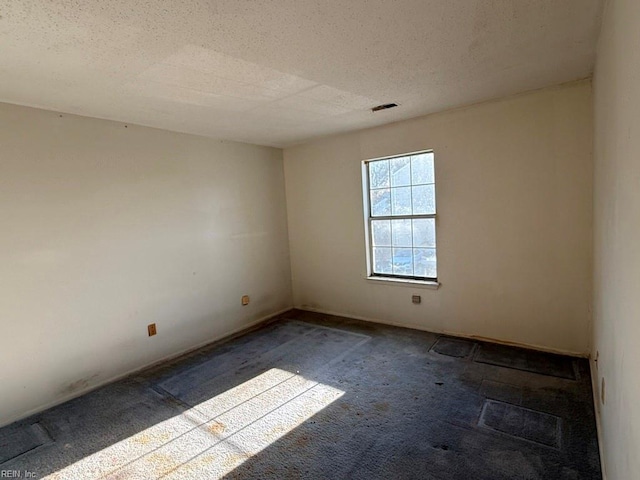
370 214 435 221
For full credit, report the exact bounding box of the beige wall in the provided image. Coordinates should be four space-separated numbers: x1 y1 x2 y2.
0 103 292 427
592 0 640 478
284 81 593 355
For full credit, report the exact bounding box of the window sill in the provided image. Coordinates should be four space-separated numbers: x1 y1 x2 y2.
365 276 440 289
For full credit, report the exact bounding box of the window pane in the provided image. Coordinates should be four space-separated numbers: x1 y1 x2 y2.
369 160 390 189
414 248 437 278
412 218 436 247
371 220 391 246
392 248 413 275
373 247 392 274
412 184 436 215
390 156 411 187
411 153 434 185
391 186 412 215
371 188 391 216
366 152 436 281
391 219 412 247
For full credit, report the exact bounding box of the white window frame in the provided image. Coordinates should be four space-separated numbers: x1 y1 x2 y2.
362 150 439 287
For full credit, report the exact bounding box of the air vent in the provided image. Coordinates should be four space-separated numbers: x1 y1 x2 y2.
371 103 398 112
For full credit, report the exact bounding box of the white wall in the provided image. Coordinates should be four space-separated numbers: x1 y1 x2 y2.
0 102 292 427
592 0 640 478
284 81 593 355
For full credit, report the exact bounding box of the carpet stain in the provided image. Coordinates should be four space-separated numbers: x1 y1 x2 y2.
200 453 217 465
207 422 226 435
374 402 390 412
132 431 171 445
104 469 135 480
178 453 218 474
133 433 152 445
149 452 182 476
268 424 288 436
294 434 310 447
223 452 252 468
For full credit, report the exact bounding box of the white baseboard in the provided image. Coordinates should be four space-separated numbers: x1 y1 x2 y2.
1 306 293 428
296 305 589 358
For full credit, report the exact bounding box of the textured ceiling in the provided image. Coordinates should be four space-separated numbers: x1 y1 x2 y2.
0 0 603 147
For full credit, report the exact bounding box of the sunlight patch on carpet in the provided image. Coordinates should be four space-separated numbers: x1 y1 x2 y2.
44 368 344 479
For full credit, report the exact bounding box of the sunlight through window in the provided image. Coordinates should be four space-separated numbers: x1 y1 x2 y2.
45 368 344 479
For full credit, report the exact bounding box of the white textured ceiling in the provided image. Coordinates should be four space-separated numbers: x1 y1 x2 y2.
0 0 603 147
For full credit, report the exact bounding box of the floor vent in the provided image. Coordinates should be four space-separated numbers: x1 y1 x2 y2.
478 400 562 449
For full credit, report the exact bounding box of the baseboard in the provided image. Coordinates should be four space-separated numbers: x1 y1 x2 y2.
590 357 608 480
296 306 589 358
1 306 293 429
132 306 293 374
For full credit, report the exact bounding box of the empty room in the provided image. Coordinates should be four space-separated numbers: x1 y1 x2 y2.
0 0 637 479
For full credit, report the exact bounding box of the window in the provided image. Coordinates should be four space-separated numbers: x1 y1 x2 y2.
363 151 437 282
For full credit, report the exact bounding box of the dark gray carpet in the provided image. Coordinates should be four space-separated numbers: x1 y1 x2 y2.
0 310 602 479
431 337 475 358
0 423 52 464
474 342 577 380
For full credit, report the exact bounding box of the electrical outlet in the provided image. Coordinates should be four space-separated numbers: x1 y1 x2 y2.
412 295 421 304
241 295 250 306
148 323 157 336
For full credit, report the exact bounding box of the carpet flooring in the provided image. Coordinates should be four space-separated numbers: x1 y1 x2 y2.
0 310 602 479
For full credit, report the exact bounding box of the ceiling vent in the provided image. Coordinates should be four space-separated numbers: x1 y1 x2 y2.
371 103 398 112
